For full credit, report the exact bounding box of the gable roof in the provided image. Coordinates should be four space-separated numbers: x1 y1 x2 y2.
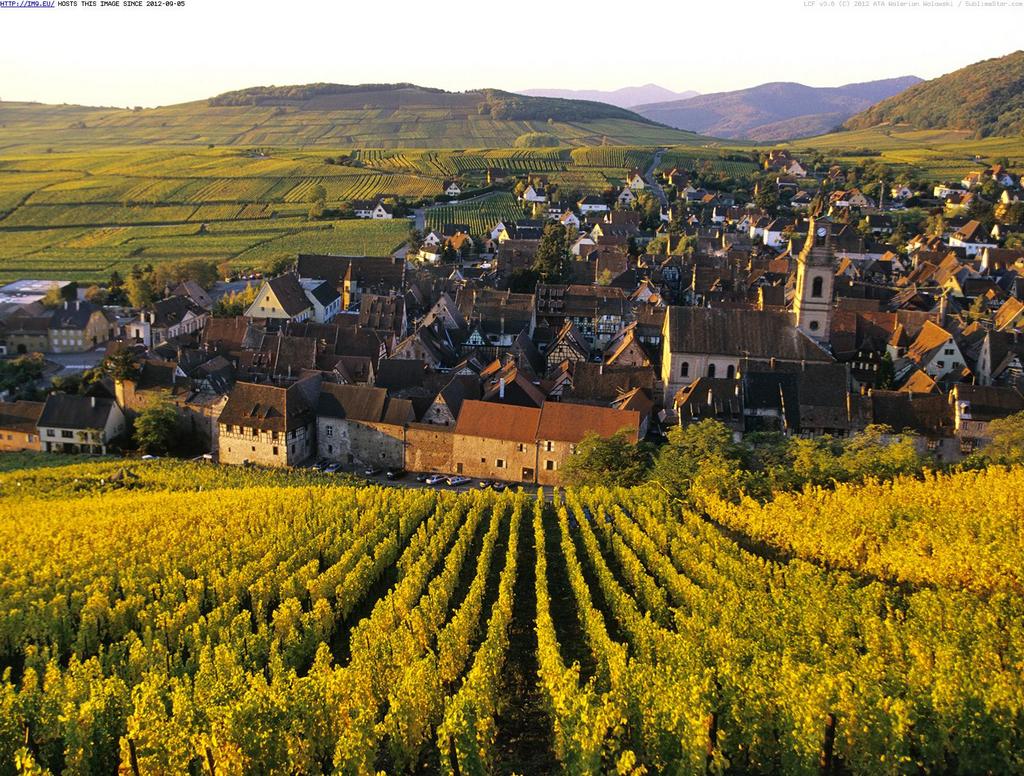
0 400 44 434
264 274 312 317
665 306 830 362
317 383 387 421
454 399 540 443
38 394 117 430
536 401 640 443
219 379 316 432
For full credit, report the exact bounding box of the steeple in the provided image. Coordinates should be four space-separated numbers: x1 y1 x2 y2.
793 215 835 343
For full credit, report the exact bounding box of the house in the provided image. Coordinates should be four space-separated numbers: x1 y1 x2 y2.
244 274 312 323
295 254 406 310
521 184 547 203
372 201 394 220
949 383 1024 454
420 374 481 427
616 188 637 207
127 295 209 348
171 280 214 311
545 320 590 371
534 401 640 485
902 320 965 380
452 401 542 482
48 301 112 354
578 195 609 215
218 377 319 467
37 394 126 455
0 400 44 451
316 383 412 467
948 220 996 257
448 399 640 484
626 170 646 190
559 210 581 231
443 180 462 197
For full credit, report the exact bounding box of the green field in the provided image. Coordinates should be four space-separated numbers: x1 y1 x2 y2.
425 192 527 237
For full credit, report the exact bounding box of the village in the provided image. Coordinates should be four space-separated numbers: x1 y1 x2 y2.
1 149 1023 485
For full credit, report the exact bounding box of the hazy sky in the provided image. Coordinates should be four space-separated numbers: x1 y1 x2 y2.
1 0 1021 107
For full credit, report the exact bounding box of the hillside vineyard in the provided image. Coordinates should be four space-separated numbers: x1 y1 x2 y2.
1 462 1023 773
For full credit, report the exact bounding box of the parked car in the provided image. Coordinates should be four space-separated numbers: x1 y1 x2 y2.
323 462 342 474
425 474 447 486
140 454 160 461
363 466 382 477
477 479 493 489
415 472 431 483
447 475 471 486
492 482 507 492
385 468 406 480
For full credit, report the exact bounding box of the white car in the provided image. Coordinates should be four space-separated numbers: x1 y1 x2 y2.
425 474 448 486
447 475 471 486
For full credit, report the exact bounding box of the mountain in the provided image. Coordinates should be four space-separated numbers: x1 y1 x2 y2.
634 76 922 141
844 51 1024 137
518 84 698 109
0 83 700 150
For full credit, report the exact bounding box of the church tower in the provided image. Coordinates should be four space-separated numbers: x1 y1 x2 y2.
793 214 835 343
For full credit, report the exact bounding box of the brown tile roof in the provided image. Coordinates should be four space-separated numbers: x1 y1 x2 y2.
317 383 387 421
0 400 44 434
264 274 312 318
219 380 315 433
537 401 639 443
454 400 540 443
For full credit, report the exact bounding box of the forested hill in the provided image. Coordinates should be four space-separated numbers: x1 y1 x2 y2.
0 83 700 149
844 50 1024 137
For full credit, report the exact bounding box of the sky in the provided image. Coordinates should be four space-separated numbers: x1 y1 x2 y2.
1 0 1022 108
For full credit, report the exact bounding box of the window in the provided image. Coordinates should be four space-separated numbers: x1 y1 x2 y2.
61 430 73 439
707 364 716 378
545 460 555 471
496 459 506 469
944 348 954 356
273 446 279 456
812 276 824 298
325 425 333 437
937 360 945 369
680 361 689 378
544 441 554 452
726 365 735 379
809 320 820 332
517 443 525 452
46 429 55 437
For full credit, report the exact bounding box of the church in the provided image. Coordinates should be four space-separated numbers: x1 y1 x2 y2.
660 216 837 414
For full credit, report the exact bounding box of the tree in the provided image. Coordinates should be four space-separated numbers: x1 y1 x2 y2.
980 411 1024 463
877 351 896 390
650 420 744 500
101 350 140 381
561 430 653 488
532 223 572 283
126 274 155 309
134 399 180 454
83 285 108 305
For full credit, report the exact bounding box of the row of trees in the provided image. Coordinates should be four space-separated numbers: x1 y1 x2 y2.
563 414 1024 499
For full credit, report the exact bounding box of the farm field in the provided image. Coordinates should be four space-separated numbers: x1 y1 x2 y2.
0 459 1023 773
425 192 526 237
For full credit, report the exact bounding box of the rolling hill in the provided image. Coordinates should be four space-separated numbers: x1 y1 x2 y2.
634 76 921 141
844 50 1024 138
0 83 702 150
518 83 699 108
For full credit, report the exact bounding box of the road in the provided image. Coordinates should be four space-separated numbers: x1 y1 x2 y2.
644 148 669 208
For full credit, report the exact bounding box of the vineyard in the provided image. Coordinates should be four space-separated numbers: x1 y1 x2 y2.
1 458 1023 774
425 193 526 238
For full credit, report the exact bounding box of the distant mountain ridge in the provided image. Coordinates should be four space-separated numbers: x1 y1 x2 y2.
634 76 922 140
0 82 699 149
844 51 1024 137
518 84 698 109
